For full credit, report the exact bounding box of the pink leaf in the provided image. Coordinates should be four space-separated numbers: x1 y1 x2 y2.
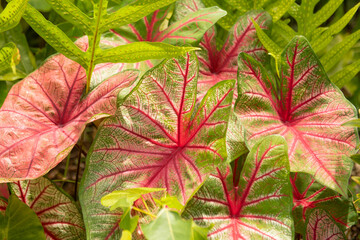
235 36 358 195
183 136 293 239
0 51 139 182
79 53 235 239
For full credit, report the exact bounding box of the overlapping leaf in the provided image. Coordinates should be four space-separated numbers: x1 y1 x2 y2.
111 4 226 45
305 209 345 240
80 53 234 239
290 173 357 234
182 135 293 239
0 177 85 240
0 49 139 182
235 36 358 195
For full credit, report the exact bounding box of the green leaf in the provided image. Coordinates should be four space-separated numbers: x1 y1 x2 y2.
321 30 360 71
3 195 46 240
330 59 360 88
120 230 132 240
100 0 177 32
191 222 211 240
0 42 19 74
101 187 165 210
95 42 199 64
0 0 27 32
119 208 139 233
342 119 360 128
46 0 92 34
311 2 360 52
154 195 184 210
351 154 360 165
22 3 87 67
142 209 192 240
28 0 51 12
266 0 295 22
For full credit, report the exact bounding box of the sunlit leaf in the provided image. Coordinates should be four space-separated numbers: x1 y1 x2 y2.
0 0 27 32
183 135 294 239
235 36 358 195
0 50 139 182
80 53 234 239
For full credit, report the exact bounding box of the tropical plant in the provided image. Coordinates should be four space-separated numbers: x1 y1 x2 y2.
0 0 359 239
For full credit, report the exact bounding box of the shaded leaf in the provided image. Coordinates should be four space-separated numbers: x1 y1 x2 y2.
0 51 139 182
290 173 357 234
5 177 85 239
142 209 192 240
235 36 358 195
119 208 139 234
154 195 184 210
183 135 294 239
0 43 18 74
0 195 46 240
80 53 234 239
305 208 345 240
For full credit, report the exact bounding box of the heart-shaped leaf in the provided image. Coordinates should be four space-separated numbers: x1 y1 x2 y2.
235 36 358 195
290 173 357 234
0 177 85 239
183 135 294 239
80 53 234 239
305 208 345 240
0 50 139 182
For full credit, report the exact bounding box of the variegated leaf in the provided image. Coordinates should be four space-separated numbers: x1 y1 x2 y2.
290 173 357 234
183 135 294 239
235 36 358 195
79 53 234 239
0 177 85 240
305 208 345 240
0 47 139 182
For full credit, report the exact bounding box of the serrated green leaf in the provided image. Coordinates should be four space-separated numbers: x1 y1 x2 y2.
321 30 360 72
266 0 295 22
142 209 192 240
100 0 177 32
95 42 199 64
330 59 360 88
21 3 87 67
101 187 165 210
28 0 51 12
273 20 296 44
0 0 27 32
311 0 343 30
3 195 46 240
252 19 281 57
46 0 92 34
312 2 360 52
0 42 18 74
191 222 211 240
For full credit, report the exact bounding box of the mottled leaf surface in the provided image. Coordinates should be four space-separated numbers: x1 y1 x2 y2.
80 53 234 239
183 136 294 239
305 208 345 240
290 173 357 234
0 177 85 240
0 51 139 182
235 36 358 195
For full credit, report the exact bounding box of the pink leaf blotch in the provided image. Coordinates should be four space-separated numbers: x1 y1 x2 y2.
0 52 139 182
183 136 293 240
79 53 235 239
235 36 358 195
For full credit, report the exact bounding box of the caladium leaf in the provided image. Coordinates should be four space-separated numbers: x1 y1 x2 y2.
183 135 294 239
80 53 234 239
0 177 85 240
290 173 357 234
235 36 358 195
0 50 139 182
111 5 226 45
305 208 345 240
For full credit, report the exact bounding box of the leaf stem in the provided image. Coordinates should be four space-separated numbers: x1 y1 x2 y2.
86 0 105 93
132 206 156 219
61 153 71 188
74 132 85 201
141 196 151 214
